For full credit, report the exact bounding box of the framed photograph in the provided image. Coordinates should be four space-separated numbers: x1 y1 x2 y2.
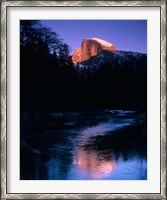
1 0 166 199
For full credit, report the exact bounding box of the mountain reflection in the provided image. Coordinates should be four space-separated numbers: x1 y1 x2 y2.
73 147 116 179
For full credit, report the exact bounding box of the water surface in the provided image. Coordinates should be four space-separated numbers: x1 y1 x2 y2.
20 110 147 180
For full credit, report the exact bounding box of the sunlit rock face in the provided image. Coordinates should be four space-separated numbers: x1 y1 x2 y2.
72 48 82 63
72 38 118 63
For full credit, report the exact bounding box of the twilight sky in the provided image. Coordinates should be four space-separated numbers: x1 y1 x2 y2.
41 20 147 54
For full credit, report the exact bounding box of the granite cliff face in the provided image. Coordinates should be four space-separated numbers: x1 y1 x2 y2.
72 38 118 63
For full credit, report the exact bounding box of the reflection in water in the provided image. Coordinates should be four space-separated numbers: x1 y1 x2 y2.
73 148 116 179
75 119 130 147
20 111 147 180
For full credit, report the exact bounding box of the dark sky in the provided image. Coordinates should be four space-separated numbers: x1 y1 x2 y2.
41 20 147 54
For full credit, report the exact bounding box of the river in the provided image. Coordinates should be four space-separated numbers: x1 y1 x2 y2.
20 110 147 180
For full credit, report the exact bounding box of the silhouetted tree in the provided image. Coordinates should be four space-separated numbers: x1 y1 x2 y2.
20 20 74 111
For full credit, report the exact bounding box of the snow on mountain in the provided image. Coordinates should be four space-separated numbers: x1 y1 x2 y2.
91 38 115 48
79 50 147 73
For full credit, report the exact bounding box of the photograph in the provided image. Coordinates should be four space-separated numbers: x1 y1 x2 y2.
20 20 147 180
1 0 166 199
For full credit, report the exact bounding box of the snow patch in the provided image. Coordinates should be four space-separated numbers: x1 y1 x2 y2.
91 38 114 48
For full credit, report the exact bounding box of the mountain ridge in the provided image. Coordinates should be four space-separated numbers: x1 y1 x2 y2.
72 38 146 69
74 50 147 74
